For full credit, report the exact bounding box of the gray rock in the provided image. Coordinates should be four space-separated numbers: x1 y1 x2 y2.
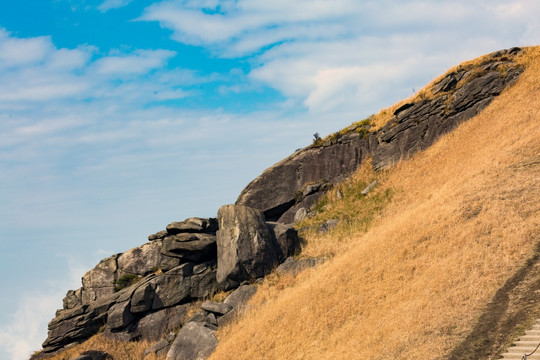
107 300 134 330
69 350 112 360
266 222 301 261
161 233 217 263
317 219 339 234
201 301 232 315
294 208 307 223
152 264 194 310
187 311 209 324
166 322 218 360
216 205 279 289
276 257 325 276
117 242 163 278
217 285 257 328
166 217 218 235
63 289 82 310
130 282 154 313
189 264 218 299
133 304 189 341
361 180 378 195
206 313 218 326
144 339 171 358
224 285 257 309
81 255 118 304
148 230 168 241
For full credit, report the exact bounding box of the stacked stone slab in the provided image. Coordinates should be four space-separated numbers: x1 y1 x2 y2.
236 47 524 223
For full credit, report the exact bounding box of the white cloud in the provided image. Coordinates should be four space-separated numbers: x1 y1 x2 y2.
0 260 86 360
142 0 540 113
0 29 53 68
93 49 176 76
98 0 133 12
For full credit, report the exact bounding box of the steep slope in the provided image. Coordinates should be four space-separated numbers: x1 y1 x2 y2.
208 47 540 360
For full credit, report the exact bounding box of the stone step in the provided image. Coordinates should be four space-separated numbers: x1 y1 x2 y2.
507 346 540 352
518 335 540 342
500 353 540 360
525 331 540 336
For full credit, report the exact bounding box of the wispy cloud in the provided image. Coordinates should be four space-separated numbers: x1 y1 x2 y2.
93 49 176 76
0 259 87 360
142 0 540 113
98 0 133 12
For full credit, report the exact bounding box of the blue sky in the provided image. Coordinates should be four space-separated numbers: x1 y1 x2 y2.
0 1 539 359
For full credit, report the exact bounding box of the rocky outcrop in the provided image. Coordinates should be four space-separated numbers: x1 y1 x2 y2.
236 47 524 223
38 213 299 358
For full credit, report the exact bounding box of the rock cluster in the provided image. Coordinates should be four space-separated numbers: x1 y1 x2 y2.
236 48 524 223
37 208 299 358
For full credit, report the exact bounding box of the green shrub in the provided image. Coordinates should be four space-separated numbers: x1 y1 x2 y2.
114 274 141 291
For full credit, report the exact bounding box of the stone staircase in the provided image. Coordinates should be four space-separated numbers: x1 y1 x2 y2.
499 320 540 360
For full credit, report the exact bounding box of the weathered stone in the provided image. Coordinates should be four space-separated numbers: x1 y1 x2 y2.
130 282 154 313
236 134 373 222
190 264 218 299
206 313 218 326
133 304 189 341
144 339 171 358
201 301 232 315
166 322 218 360
152 264 194 310
117 242 162 278
148 230 168 241
63 289 82 310
107 300 134 330
81 255 118 304
69 350 112 360
318 219 339 234
216 205 279 289
161 233 217 263
266 222 301 261
361 180 378 195
277 191 325 224
187 311 209 324
224 285 257 309
166 217 218 235
276 257 325 276
294 208 307 223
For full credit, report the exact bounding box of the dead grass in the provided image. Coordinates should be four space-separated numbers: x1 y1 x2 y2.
296 161 393 259
208 46 540 360
41 334 164 360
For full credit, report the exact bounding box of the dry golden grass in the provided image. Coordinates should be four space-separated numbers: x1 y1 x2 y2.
42 333 164 360
209 47 540 360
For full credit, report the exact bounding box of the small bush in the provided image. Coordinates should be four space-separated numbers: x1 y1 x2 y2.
114 274 141 291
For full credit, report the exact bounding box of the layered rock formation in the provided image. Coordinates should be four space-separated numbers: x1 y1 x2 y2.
37 211 299 358
236 47 524 223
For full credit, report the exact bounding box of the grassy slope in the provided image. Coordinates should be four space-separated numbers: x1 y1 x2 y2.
209 48 540 360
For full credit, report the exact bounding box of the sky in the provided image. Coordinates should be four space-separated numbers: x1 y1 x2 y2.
0 1 539 359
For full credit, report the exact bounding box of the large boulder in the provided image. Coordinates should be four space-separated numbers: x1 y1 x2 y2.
216 205 279 289
166 322 218 360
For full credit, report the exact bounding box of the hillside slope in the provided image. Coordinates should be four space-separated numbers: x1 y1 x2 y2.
208 48 540 360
